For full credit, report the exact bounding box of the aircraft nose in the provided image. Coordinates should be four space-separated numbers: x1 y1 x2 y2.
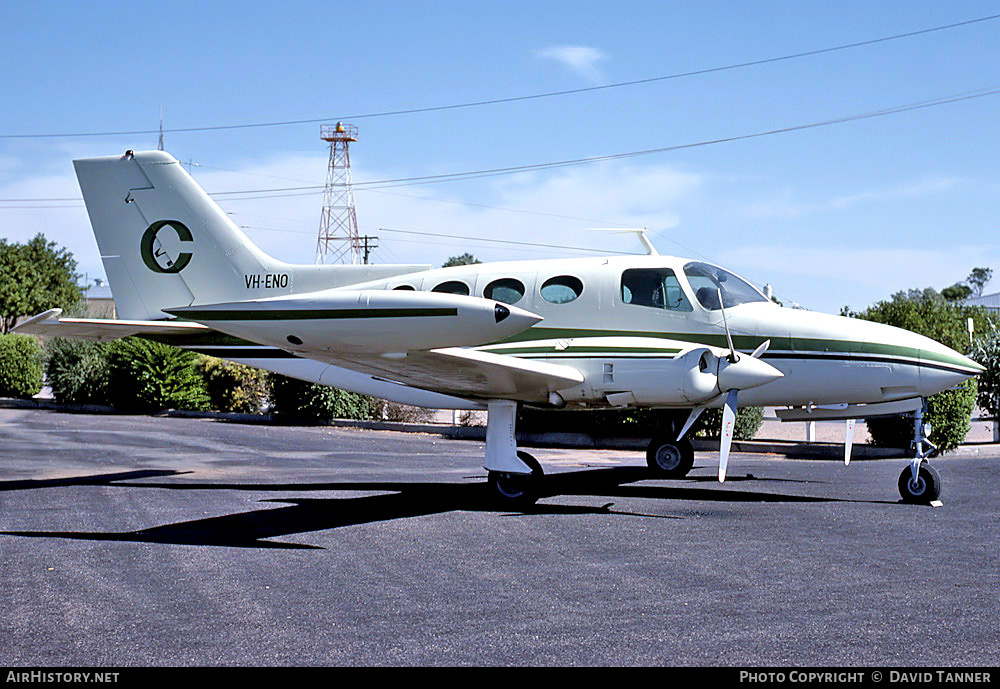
918 341 984 396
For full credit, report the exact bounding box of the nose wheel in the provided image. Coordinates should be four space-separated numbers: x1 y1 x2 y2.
898 463 941 504
898 400 941 505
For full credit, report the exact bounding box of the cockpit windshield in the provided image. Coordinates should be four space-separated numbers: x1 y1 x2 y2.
683 262 769 311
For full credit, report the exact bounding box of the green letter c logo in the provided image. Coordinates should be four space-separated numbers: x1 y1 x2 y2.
141 220 193 274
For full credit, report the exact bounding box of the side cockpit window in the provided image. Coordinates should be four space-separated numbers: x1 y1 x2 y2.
620 268 692 312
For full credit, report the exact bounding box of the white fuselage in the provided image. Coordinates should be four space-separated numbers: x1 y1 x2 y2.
199 253 980 410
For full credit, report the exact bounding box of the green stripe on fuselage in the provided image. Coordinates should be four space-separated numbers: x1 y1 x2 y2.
490 327 978 372
165 307 459 321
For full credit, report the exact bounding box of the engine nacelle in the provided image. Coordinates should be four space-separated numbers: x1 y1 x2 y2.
567 345 783 407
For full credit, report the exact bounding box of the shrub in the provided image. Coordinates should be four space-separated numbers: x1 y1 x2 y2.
371 400 434 423
693 405 764 440
517 405 763 441
105 338 210 412
867 378 977 453
0 333 44 398
269 374 377 422
201 358 270 414
44 337 110 405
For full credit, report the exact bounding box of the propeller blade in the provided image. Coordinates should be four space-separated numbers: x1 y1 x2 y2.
844 418 856 466
716 288 737 363
719 389 738 482
750 339 770 359
677 406 706 441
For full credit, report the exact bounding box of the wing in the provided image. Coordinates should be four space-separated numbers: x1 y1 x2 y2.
324 347 585 401
13 309 211 341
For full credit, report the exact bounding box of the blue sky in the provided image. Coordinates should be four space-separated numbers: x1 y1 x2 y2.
1 1 998 313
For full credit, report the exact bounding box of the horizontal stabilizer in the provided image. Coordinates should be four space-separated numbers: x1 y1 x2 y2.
12 309 210 342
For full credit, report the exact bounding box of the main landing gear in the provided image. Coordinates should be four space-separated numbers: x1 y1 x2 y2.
489 451 543 508
645 435 694 479
484 400 543 508
898 400 941 505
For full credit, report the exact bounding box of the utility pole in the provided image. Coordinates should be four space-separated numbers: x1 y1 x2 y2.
157 106 164 151
360 235 378 264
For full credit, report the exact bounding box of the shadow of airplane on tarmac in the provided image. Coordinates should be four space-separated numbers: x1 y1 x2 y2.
0 466 881 549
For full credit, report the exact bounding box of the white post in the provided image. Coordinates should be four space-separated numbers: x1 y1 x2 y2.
806 420 816 442
995 403 1000 443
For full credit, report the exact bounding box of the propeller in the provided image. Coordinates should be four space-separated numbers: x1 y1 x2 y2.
672 290 782 484
712 290 776 482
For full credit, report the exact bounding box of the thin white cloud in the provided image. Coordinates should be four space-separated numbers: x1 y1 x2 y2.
743 177 961 219
534 45 607 82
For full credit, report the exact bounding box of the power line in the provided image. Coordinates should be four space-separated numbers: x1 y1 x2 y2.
237 222 639 256
3 84 998 206
1 13 997 140
378 227 639 256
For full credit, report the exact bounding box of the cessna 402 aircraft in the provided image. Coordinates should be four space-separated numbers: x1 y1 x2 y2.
16 151 984 506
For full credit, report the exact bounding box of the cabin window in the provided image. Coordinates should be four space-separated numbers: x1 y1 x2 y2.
683 262 768 310
484 277 525 305
540 275 583 304
392 284 416 291
620 268 692 312
431 280 470 296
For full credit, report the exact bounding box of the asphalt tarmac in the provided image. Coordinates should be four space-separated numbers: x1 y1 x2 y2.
1 408 997 667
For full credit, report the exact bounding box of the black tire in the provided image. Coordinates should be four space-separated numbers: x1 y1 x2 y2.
646 435 694 478
488 450 543 508
898 463 941 504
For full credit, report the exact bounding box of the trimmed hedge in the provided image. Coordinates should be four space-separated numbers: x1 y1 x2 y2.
0 333 44 398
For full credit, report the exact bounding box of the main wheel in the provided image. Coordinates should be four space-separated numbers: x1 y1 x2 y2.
898 463 941 504
646 435 694 478
488 450 543 508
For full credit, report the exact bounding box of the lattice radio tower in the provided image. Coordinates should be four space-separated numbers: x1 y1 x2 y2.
316 122 362 264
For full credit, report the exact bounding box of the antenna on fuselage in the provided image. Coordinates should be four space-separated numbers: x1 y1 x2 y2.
587 227 659 256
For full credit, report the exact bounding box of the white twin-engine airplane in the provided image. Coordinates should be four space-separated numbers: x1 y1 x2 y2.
17 151 984 506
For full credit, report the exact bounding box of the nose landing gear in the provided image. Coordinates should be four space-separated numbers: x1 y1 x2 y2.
898 462 941 504
898 400 941 505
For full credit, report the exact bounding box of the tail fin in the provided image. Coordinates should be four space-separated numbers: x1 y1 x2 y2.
74 150 426 320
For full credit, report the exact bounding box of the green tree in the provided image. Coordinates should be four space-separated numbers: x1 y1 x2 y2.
941 283 972 302
0 234 81 333
844 298 993 353
442 253 481 268
967 267 993 297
